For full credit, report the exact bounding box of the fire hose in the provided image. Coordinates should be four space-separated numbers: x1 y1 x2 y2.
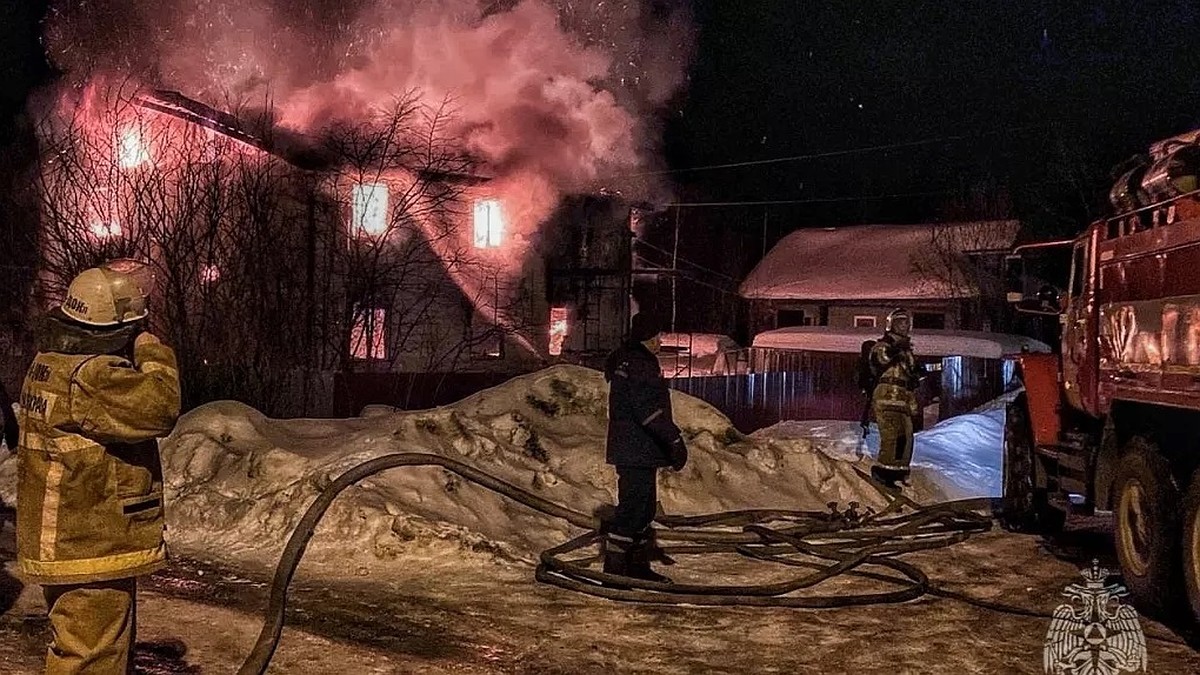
236 453 1183 674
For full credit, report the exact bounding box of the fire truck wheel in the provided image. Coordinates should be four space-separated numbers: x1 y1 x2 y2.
1000 393 1064 533
1179 468 1200 625
1114 437 1181 616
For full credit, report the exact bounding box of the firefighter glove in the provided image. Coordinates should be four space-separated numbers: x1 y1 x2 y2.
668 437 688 471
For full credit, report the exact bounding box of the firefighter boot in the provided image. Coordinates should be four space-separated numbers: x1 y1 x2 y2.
870 464 900 488
627 532 672 584
602 534 632 585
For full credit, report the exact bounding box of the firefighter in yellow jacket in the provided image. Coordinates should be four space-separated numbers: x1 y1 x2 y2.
16 266 180 674
869 308 924 487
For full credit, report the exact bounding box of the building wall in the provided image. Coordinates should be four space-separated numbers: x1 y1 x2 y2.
748 298 969 340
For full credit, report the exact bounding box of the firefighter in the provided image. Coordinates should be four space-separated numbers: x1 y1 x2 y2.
16 266 180 674
601 312 687 583
869 308 924 487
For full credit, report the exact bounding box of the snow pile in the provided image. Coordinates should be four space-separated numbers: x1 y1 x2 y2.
756 399 1010 500
0 365 954 570
739 221 1020 301
752 326 1049 359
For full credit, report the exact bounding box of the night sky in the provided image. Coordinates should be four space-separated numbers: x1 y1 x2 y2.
4 1 1200 330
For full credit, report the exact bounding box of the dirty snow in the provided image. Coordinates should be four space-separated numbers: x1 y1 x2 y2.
0 365 952 572
739 221 1020 300
751 325 1049 359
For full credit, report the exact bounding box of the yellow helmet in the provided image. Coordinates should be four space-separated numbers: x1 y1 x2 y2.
61 267 149 327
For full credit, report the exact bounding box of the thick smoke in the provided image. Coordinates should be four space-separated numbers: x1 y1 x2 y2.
42 0 694 213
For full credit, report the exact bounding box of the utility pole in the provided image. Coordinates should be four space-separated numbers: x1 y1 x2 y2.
761 208 768 258
671 206 680 333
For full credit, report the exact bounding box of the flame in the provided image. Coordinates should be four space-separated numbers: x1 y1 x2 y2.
549 306 569 356
89 221 122 239
117 126 149 169
351 183 389 237
473 199 503 248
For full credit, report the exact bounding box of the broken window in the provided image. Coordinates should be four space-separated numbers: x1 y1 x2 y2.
549 306 569 356
473 199 503 248
350 305 387 360
351 183 389 237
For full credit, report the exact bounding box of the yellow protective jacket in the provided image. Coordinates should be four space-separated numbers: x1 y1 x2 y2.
870 333 919 416
16 321 180 585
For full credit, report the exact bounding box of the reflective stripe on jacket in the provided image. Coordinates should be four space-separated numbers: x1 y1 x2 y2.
16 338 180 585
870 334 918 416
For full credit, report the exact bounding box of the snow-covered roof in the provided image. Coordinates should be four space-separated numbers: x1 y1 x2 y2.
739 221 1021 301
751 326 1050 359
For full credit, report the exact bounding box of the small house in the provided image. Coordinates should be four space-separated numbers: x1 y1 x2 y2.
739 221 1021 336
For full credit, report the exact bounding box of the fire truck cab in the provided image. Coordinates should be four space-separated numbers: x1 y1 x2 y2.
1004 129 1200 623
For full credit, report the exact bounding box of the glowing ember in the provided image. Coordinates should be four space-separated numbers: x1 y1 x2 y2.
549 306 569 356
351 183 389 237
473 199 503 248
89 221 123 239
200 264 220 284
117 126 149 169
350 306 387 360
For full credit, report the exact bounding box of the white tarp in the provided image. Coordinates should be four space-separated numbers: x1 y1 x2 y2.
751 326 1050 359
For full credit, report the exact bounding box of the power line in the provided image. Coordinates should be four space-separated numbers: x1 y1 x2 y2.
636 238 738 282
620 126 1044 178
665 188 954 208
664 176 1075 208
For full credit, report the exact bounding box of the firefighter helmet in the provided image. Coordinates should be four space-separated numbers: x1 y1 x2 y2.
60 267 149 327
886 308 911 337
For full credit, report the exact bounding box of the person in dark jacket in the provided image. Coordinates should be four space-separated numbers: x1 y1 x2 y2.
602 312 687 583
0 379 17 452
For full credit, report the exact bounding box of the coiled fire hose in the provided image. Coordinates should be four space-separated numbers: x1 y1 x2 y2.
235 453 1182 674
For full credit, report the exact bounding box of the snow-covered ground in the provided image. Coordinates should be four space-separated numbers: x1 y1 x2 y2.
0 365 955 573
4 372 1200 674
756 390 1018 500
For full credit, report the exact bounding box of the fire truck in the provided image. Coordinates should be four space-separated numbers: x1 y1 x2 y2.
1003 128 1200 621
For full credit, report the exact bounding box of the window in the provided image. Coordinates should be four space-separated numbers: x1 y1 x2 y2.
548 306 569 356
776 309 810 328
912 312 946 330
853 315 877 328
117 126 149 169
350 306 387 360
1069 242 1087 297
88 221 122 240
473 199 503 248
351 183 389 237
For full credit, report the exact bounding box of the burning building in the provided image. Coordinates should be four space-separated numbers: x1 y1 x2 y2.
28 84 643 414
24 0 693 413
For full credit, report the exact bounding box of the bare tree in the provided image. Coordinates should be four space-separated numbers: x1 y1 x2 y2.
909 220 1020 331
29 82 539 415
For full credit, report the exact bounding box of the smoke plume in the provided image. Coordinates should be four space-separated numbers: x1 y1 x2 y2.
42 0 695 215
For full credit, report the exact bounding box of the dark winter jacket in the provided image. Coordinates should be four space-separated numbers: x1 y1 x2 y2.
603 340 687 469
1 380 17 451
